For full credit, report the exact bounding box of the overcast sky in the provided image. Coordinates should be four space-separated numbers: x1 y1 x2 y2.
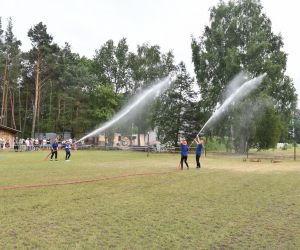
1 0 299 107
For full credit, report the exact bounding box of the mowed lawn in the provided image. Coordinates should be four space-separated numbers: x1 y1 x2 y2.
1 150 300 249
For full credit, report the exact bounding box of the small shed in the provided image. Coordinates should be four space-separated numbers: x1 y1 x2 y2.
0 125 20 149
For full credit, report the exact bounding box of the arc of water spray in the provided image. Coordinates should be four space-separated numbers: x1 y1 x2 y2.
76 75 175 143
194 73 267 141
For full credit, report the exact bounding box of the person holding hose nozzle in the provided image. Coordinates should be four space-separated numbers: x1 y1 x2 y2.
180 139 189 170
50 139 59 161
195 135 204 168
65 140 71 161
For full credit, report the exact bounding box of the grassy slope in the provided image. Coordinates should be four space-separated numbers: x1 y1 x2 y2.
1 150 300 249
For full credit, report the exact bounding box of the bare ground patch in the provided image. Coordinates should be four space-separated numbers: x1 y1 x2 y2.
203 156 300 173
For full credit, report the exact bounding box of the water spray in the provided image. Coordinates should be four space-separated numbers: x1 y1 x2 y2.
76 75 175 143
194 73 267 140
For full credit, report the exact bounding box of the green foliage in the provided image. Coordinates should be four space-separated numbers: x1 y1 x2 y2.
128 43 165 90
151 62 197 146
93 38 131 94
126 44 175 145
27 22 55 60
89 84 120 124
191 0 297 151
0 11 297 149
281 143 290 150
295 110 300 143
27 22 60 137
204 136 227 151
0 18 22 128
288 109 300 143
253 105 282 150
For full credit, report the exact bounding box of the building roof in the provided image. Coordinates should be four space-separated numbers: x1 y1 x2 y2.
0 124 21 134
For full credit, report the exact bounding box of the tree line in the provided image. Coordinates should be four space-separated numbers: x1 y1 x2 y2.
0 0 299 151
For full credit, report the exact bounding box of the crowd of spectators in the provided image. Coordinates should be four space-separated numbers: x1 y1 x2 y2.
0 137 9 149
11 137 76 151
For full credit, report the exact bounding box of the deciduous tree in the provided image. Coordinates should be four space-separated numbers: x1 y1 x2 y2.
151 62 197 146
191 0 297 150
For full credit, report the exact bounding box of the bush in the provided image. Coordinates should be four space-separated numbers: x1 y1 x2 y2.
205 137 227 151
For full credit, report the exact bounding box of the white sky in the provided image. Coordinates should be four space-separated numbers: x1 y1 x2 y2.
1 0 299 107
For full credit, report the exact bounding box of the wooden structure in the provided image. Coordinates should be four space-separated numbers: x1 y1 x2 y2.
0 125 20 149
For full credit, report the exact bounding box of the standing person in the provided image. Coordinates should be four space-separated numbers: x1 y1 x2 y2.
65 140 71 161
50 139 59 161
25 138 29 151
180 139 189 170
196 135 204 168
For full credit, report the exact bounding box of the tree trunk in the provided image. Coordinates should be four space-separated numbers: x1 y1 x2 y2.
63 99 66 133
75 104 79 135
137 127 141 146
230 124 234 153
31 55 41 138
49 80 52 117
22 86 29 136
9 89 16 129
1 59 9 126
57 95 61 132
175 106 182 147
37 79 42 136
18 85 22 131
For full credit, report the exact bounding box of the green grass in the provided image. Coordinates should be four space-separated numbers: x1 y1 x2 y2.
1 150 300 249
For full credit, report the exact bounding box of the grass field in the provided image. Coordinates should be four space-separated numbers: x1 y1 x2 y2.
1 149 300 249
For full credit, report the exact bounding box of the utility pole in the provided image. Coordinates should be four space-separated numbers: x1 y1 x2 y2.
147 131 150 157
130 123 133 146
293 113 296 161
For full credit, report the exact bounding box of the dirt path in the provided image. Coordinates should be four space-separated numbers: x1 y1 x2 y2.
205 158 300 173
0 170 178 191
